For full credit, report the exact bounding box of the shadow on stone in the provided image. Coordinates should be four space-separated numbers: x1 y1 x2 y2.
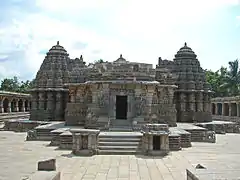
61 153 75 158
195 164 206 169
134 154 164 160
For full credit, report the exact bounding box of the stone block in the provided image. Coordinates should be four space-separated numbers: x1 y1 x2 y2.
186 169 200 180
26 171 60 180
37 159 56 171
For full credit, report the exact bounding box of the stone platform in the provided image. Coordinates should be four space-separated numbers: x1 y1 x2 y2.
2 131 240 180
195 120 240 134
24 121 218 155
4 119 238 155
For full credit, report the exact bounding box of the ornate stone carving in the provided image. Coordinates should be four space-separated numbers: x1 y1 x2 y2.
135 95 146 116
86 108 99 125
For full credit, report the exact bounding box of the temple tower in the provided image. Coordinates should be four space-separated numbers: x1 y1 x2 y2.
173 43 212 122
30 41 71 121
156 43 212 123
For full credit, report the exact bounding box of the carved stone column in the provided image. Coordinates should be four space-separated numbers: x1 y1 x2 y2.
189 93 195 111
196 92 203 112
237 103 239 117
38 92 45 110
27 101 31 111
69 89 76 103
0 99 3 113
222 103 225 116
229 103 232 116
215 103 218 115
22 100 26 112
180 93 186 111
8 100 11 113
203 93 209 112
15 100 19 112
47 92 54 111
55 92 64 120
31 92 38 110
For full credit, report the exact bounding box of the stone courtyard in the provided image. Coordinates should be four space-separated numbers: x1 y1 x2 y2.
1 130 240 180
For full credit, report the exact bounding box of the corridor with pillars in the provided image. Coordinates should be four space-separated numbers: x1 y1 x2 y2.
211 96 240 117
0 91 31 113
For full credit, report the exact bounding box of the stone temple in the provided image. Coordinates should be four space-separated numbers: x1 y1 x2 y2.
30 41 212 128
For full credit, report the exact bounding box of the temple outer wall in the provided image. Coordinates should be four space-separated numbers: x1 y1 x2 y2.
211 96 240 124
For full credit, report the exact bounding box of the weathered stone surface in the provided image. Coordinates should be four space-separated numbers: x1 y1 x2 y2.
37 159 56 171
26 171 60 180
26 130 37 141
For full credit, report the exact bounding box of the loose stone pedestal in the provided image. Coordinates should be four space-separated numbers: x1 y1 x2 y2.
141 124 170 156
70 128 100 156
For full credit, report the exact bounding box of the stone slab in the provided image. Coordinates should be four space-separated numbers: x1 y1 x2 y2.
177 123 207 130
26 171 60 180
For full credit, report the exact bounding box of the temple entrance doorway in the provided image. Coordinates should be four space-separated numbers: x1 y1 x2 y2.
153 136 161 150
116 95 128 119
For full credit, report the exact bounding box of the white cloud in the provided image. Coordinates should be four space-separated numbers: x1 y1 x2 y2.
0 0 239 81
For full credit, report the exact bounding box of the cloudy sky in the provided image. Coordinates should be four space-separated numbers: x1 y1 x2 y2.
0 0 240 81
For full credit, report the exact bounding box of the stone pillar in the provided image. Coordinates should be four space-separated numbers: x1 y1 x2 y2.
15 100 19 112
38 92 45 110
47 92 54 111
27 101 30 111
0 100 3 113
8 101 11 113
196 92 203 112
203 94 209 112
236 102 239 117
229 103 232 116
55 92 63 120
189 93 195 111
215 103 218 115
180 93 186 111
31 92 38 110
22 100 26 112
222 103 225 116
69 89 76 103
146 87 155 116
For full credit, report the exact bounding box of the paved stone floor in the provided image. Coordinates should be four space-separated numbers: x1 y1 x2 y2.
0 131 240 180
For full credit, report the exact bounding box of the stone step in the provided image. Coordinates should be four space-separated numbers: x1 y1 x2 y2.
98 141 140 146
97 149 142 155
98 145 139 150
97 132 142 154
109 127 132 132
99 138 141 142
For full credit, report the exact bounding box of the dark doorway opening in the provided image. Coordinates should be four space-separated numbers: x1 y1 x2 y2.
116 95 128 119
153 136 161 150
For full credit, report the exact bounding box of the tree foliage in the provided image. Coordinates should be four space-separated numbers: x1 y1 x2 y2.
206 59 240 97
0 76 33 93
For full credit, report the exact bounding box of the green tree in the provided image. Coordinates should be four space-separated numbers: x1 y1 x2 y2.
94 59 104 63
0 76 33 93
220 59 240 96
0 76 20 92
